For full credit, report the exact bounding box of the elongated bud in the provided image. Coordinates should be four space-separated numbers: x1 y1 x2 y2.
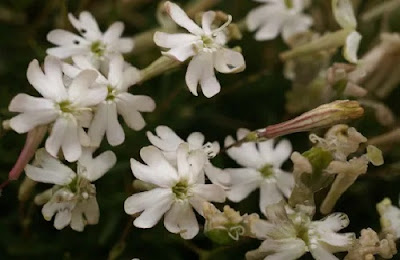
224 100 364 151
7 125 47 181
257 100 364 139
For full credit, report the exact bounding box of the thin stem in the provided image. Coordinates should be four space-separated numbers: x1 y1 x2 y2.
361 0 400 22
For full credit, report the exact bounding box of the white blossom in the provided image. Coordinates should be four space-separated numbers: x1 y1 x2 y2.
124 144 226 239
147 125 229 186
25 148 116 231
247 0 312 42
47 11 133 67
9 56 107 162
63 55 156 147
153 1 245 98
225 128 294 215
247 203 355 260
377 198 400 239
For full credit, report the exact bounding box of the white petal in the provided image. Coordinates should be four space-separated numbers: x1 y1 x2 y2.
133 193 173 229
310 244 339 260
70 207 85 231
68 12 102 41
275 170 294 198
61 119 82 162
103 22 124 44
54 210 72 230
68 69 104 106
271 139 292 167
124 188 173 214
225 135 264 169
316 213 350 232
214 48 245 74
318 232 355 252
185 53 205 96
110 38 134 53
46 46 88 59
45 117 68 158
9 94 55 113
131 147 178 187
154 32 199 49
246 238 307 260
27 58 67 101
177 144 207 183
201 11 216 35
246 5 279 31
9 111 57 134
282 15 312 42
203 163 231 186
259 181 284 215
344 31 362 64
163 44 196 62
187 132 205 148
47 29 89 47
146 125 184 152
164 201 199 239
332 0 357 29
105 102 125 146
117 93 156 130
107 54 124 86
118 67 141 92
226 171 261 202
164 1 203 35
88 102 107 147
254 13 285 41
78 150 116 182
191 184 226 204
25 164 75 185
200 53 220 98
83 197 100 224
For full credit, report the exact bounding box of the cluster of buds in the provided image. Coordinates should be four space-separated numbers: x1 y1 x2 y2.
203 202 259 245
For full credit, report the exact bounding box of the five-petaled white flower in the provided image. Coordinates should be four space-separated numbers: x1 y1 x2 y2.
147 125 229 186
247 202 355 260
124 144 226 239
47 11 134 67
62 54 156 147
25 148 116 231
247 0 312 42
225 128 294 215
9 56 107 162
154 1 245 98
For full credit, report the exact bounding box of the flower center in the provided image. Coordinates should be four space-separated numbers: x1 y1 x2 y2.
284 0 294 9
57 100 74 114
172 180 189 200
66 176 95 201
106 85 117 101
91 41 106 57
259 164 274 178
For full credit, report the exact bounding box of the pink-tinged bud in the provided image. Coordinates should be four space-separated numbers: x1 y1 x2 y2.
7 125 47 181
257 100 364 139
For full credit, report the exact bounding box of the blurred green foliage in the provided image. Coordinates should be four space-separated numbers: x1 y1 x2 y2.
0 0 400 259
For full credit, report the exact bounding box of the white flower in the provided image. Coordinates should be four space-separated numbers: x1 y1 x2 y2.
146 125 229 186
8 56 107 162
332 0 362 63
153 1 245 98
124 144 226 239
47 11 133 66
224 128 294 215
25 148 116 231
247 203 355 260
247 0 312 42
63 55 156 147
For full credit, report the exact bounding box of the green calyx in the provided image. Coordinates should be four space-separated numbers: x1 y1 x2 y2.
172 180 189 200
91 41 105 57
